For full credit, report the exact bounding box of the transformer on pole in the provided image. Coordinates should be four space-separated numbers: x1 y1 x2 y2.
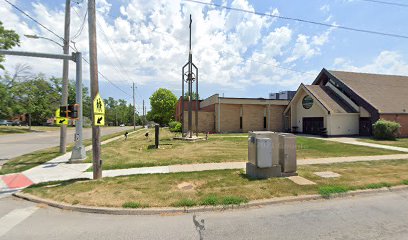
181 14 199 138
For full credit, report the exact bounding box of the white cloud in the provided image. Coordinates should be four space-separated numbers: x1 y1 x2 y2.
320 4 330 13
333 51 408 75
0 0 332 97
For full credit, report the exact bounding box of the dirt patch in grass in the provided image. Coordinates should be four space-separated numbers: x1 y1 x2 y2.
24 159 408 208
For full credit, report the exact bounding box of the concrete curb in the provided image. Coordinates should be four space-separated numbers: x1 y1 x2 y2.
13 185 408 215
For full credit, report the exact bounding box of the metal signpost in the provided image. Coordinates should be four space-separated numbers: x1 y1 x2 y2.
0 49 86 162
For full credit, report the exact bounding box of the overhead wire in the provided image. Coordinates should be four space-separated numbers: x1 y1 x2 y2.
3 0 134 101
356 0 408 7
183 0 408 40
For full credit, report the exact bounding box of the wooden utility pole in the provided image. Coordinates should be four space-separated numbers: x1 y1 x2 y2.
132 82 136 130
59 0 70 154
88 0 102 179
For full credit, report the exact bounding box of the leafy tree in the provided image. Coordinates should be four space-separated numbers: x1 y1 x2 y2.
148 88 177 125
0 21 20 70
183 91 199 100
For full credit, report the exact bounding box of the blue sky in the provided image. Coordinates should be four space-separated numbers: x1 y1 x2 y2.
1 0 407 112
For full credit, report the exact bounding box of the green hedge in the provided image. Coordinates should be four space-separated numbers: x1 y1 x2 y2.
169 121 182 132
372 119 400 140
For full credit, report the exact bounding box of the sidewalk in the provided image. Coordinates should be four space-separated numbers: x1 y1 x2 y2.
0 129 142 193
2 131 408 193
308 136 408 153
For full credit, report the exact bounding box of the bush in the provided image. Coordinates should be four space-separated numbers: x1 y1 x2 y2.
372 119 400 140
169 121 182 132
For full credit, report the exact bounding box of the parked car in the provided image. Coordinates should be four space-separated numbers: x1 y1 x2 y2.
119 124 125 127
0 120 13 126
11 121 27 126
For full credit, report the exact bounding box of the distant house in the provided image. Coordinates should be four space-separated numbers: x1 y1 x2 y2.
284 68 408 137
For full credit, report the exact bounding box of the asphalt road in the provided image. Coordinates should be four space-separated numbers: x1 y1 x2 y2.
0 126 135 161
0 190 407 239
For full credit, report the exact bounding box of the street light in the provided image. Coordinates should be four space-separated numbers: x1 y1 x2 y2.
24 34 86 162
24 34 64 48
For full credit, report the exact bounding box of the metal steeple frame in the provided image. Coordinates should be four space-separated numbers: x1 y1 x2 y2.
181 14 199 138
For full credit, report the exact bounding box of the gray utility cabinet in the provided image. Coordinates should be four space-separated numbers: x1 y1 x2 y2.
247 131 297 179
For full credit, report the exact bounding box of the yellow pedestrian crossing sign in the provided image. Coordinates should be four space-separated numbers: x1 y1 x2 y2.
93 93 105 114
55 109 68 125
94 115 105 126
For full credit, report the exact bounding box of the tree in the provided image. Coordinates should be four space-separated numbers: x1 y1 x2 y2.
148 88 177 125
0 21 20 70
183 91 199 100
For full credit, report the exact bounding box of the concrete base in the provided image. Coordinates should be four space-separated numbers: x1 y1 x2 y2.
69 145 86 163
173 136 205 142
246 162 282 179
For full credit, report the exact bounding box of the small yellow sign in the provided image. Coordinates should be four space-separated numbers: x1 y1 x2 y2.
93 93 105 115
55 109 68 125
94 114 105 126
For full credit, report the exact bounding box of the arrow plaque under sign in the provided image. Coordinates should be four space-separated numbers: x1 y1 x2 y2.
94 115 105 126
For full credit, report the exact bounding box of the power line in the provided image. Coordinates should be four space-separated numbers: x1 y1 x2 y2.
3 0 133 99
357 0 408 7
183 0 408 40
3 0 64 42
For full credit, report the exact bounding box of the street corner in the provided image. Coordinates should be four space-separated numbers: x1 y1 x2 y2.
1 174 34 190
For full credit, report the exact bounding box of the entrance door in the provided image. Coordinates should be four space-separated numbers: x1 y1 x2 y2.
359 117 372 136
303 117 324 135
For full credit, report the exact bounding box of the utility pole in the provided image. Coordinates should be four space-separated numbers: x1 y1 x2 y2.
142 99 145 117
60 0 71 154
88 0 102 179
132 82 136 131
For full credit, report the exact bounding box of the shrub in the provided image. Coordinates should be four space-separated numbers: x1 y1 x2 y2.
372 119 400 140
169 121 182 132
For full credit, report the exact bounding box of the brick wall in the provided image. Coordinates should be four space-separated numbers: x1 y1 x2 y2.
269 105 286 132
182 111 215 133
242 105 265 132
379 114 408 137
219 104 241 132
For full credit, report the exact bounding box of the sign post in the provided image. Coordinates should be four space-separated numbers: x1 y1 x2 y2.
70 52 86 162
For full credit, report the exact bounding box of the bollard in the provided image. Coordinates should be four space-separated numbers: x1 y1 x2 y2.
155 124 159 149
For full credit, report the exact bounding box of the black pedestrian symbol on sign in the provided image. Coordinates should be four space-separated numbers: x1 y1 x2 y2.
97 99 102 111
59 119 65 124
97 116 103 124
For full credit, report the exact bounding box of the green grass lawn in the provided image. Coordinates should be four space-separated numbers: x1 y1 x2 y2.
359 138 408 149
23 159 408 208
0 129 134 175
0 126 61 135
84 129 400 170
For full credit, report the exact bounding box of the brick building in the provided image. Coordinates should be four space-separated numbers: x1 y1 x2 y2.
175 94 289 133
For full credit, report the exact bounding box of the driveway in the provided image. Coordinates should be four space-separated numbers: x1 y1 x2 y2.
0 126 135 161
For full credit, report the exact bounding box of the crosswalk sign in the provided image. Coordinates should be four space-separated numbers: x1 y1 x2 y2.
94 115 105 126
55 109 68 125
93 93 105 115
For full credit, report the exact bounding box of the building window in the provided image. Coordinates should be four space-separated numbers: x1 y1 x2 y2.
302 95 313 109
240 116 242 129
263 116 266 129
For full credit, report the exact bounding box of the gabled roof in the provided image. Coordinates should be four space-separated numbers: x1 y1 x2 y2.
284 84 356 114
304 85 357 114
323 70 408 114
